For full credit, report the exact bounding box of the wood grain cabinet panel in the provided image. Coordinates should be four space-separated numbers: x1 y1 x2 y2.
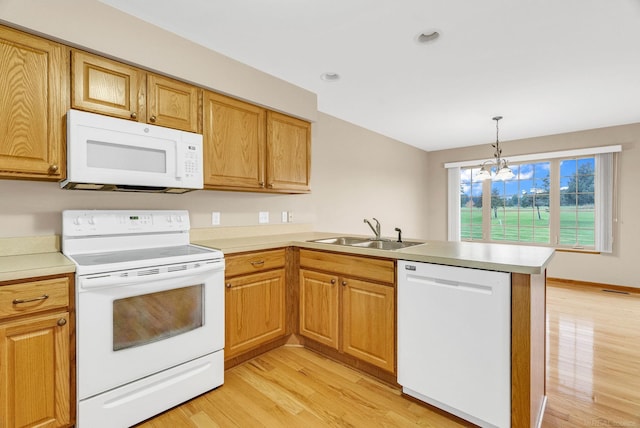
224 250 287 360
225 269 286 359
71 49 144 121
0 25 68 180
342 278 394 372
0 274 74 428
299 250 395 373
0 311 71 428
203 93 311 193
147 73 200 133
299 269 339 349
203 91 265 190
0 277 69 319
72 50 200 132
266 111 311 192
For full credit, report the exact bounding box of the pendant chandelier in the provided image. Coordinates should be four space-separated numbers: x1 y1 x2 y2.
476 116 514 181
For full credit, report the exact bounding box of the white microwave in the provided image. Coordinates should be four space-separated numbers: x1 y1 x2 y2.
61 109 203 194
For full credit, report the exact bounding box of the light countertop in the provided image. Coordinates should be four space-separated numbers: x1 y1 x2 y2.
193 232 555 275
1 231 555 283
0 252 76 282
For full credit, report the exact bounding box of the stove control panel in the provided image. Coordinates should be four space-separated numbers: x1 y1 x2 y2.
62 210 191 236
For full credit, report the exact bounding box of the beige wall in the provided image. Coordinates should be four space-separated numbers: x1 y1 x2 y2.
312 113 430 240
427 123 640 288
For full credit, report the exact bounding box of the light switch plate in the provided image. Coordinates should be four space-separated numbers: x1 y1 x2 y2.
259 211 269 224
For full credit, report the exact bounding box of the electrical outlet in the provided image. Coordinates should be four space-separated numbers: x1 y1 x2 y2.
259 211 269 224
281 211 288 223
288 212 293 222
211 212 221 225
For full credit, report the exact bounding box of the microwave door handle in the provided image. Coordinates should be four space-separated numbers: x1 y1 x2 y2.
175 142 184 179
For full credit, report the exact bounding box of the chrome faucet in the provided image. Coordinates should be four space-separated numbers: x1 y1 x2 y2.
363 218 382 240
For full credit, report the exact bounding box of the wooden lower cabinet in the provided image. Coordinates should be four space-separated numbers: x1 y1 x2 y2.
299 250 396 374
224 249 287 361
0 312 71 428
0 274 74 428
299 269 339 349
225 269 286 359
342 278 394 372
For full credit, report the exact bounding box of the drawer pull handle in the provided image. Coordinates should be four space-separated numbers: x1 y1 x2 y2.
13 294 49 304
250 260 265 266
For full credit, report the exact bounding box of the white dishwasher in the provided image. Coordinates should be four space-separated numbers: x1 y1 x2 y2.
397 260 511 428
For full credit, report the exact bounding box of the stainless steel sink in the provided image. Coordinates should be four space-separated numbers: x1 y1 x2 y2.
351 240 425 250
309 236 425 251
310 236 370 245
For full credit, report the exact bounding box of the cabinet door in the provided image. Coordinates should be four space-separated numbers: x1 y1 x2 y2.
0 312 70 428
225 269 285 359
0 26 67 179
299 269 339 349
147 73 200 132
203 91 266 190
71 49 144 121
266 111 311 193
342 278 395 372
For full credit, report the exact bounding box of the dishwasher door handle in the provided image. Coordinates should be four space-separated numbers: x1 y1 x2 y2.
407 274 493 295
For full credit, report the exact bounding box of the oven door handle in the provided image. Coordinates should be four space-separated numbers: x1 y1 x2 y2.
78 261 224 290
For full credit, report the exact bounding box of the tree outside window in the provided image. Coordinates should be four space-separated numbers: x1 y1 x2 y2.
460 156 595 248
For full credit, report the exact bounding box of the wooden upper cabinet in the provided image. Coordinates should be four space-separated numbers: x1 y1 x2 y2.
71 49 144 121
202 94 311 193
147 73 200 133
0 25 68 180
72 50 200 132
266 111 311 193
203 91 266 190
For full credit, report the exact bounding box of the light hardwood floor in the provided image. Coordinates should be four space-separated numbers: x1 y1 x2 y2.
542 281 640 428
135 345 463 427
136 282 640 427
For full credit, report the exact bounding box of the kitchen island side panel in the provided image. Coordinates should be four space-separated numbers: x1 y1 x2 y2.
511 271 546 428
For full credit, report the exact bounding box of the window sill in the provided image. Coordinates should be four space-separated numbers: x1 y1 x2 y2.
555 248 600 255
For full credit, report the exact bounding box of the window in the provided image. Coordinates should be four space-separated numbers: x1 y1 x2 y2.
447 146 618 252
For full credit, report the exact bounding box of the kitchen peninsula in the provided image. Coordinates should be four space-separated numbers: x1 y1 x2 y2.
0 231 553 427
192 230 554 428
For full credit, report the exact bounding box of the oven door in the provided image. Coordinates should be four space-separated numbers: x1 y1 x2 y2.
76 259 224 400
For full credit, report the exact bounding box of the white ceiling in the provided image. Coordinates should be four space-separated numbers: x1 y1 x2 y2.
100 0 640 152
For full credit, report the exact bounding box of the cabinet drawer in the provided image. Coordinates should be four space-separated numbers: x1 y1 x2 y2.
225 249 286 278
299 249 395 284
0 277 70 319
